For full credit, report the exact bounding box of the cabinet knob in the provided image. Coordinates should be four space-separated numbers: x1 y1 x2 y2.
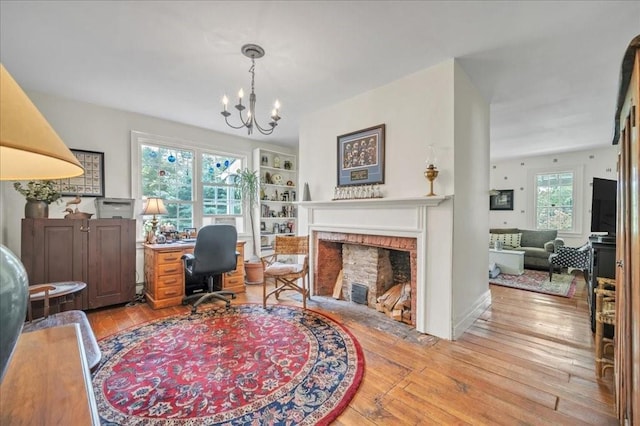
616 260 624 268
80 226 90 232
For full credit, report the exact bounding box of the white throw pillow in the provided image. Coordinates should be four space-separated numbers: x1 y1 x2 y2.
490 233 522 249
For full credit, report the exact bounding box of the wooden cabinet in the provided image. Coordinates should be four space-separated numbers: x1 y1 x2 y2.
144 241 245 309
21 218 136 310
612 35 639 424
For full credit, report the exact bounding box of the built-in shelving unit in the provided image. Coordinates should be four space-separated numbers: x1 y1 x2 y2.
253 148 297 256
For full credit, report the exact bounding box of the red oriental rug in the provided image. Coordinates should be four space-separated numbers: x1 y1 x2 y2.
489 269 579 298
92 304 364 425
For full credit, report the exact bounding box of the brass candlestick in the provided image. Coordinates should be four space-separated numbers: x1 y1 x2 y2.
424 164 439 196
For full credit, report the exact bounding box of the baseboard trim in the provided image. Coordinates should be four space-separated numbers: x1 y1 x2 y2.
452 289 492 340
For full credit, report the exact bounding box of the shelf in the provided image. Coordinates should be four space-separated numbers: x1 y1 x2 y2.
255 147 298 258
261 165 295 173
263 183 296 190
261 200 296 204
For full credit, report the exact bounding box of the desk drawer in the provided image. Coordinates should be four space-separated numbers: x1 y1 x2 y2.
157 251 183 264
158 262 183 275
157 274 183 289
156 284 183 300
224 274 244 285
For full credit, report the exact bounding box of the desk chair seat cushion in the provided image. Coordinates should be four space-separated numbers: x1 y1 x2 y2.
22 311 101 370
264 262 304 276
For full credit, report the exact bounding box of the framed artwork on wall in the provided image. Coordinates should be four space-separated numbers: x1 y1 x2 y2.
51 149 105 197
490 189 514 211
336 124 385 187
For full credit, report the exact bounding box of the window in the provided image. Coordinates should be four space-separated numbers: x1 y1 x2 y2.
535 171 574 231
133 132 249 238
201 153 243 220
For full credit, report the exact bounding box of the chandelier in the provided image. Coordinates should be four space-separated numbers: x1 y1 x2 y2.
221 44 281 136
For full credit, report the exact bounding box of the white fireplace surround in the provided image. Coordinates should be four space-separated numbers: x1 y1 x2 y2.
299 196 455 338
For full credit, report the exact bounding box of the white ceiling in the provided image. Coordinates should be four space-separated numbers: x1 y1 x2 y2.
1 1 638 160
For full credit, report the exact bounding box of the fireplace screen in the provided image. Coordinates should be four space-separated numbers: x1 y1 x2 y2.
351 283 368 305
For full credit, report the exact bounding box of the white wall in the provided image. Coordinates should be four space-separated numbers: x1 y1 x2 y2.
0 92 296 283
298 59 491 339
489 146 618 246
451 62 492 339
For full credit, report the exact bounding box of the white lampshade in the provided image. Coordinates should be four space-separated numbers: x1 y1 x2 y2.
142 197 168 216
0 63 84 180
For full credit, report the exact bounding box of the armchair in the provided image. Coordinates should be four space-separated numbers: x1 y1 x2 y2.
261 236 310 309
182 225 238 313
548 244 591 282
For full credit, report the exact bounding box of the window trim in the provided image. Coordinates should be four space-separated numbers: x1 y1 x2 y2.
527 164 583 235
130 130 252 240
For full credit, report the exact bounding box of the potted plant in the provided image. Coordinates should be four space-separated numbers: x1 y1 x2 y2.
13 180 62 218
234 168 264 284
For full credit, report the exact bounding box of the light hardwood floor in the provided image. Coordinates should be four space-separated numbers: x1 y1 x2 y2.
87 273 616 425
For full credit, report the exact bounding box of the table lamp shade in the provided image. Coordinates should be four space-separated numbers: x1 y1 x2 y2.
142 197 168 216
0 63 84 180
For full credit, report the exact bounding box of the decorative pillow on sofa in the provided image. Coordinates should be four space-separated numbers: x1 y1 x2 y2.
490 233 522 249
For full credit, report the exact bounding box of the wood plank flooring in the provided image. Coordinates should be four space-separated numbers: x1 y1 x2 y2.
87 273 616 425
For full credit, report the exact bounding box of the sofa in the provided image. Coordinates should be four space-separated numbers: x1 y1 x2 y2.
489 228 564 270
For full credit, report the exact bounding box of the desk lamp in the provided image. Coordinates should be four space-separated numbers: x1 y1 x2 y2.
0 63 84 383
142 197 168 242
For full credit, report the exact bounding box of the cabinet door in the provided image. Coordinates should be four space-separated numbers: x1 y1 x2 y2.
21 219 87 309
86 219 136 309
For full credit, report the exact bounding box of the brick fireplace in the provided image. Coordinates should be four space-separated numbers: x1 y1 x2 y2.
300 196 451 337
314 231 417 325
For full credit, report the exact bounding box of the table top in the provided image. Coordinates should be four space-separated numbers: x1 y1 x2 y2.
28 281 86 301
489 248 525 255
0 325 100 425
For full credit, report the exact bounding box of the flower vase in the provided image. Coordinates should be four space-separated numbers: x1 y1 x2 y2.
24 200 49 219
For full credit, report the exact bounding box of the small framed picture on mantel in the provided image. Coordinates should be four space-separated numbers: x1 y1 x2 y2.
490 189 514 211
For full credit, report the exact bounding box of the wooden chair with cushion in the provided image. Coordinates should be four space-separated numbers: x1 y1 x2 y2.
261 236 310 309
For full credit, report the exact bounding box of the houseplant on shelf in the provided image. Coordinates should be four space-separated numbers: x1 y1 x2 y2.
234 168 264 284
13 180 62 218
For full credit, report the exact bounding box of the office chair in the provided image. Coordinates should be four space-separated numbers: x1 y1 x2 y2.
182 225 238 313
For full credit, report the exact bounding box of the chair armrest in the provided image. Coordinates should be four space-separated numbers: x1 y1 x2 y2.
181 253 195 270
260 254 277 268
181 253 195 261
545 238 564 253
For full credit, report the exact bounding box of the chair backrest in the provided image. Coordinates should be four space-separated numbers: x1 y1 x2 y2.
274 235 309 255
191 225 238 275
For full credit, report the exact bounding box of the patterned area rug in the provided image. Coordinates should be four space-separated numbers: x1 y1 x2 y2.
92 304 364 425
489 269 578 298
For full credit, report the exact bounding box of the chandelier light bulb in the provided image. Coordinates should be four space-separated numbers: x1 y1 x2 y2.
274 99 280 110
222 95 228 110
271 108 277 118
238 88 244 99
247 110 252 118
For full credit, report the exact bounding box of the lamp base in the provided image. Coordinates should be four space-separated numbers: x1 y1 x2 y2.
424 165 439 197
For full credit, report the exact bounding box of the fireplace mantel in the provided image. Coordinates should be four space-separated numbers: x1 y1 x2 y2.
298 195 450 209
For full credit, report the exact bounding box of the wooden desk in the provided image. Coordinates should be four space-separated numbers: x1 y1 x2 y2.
144 241 246 309
0 325 100 425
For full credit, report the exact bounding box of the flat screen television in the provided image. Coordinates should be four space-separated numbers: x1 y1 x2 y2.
590 178 617 236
